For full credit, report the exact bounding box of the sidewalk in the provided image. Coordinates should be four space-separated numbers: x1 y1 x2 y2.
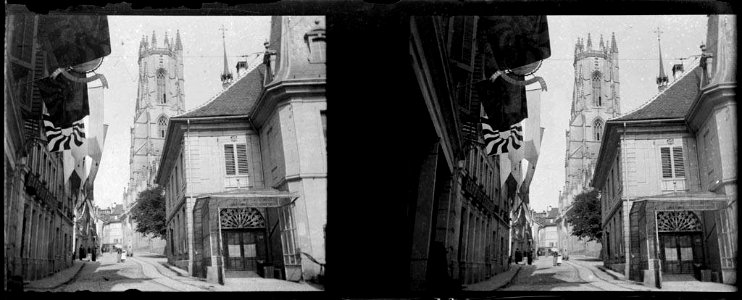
462 264 523 291
25 260 86 290
568 255 737 292
133 253 321 291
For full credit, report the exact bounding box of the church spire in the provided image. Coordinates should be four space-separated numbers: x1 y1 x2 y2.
151 31 157 48
175 30 183 50
587 33 592 49
654 27 668 92
219 25 233 89
611 32 618 53
599 34 605 50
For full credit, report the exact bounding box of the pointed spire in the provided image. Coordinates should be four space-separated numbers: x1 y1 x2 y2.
587 33 592 49
151 31 157 48
611 32 618 53
219 25 233 89
599 34 605 49
165 31 170 48
175 30 182 50
655 27 668 91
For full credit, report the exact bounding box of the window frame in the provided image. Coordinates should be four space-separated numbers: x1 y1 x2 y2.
223 143 249 177
660 146 685 179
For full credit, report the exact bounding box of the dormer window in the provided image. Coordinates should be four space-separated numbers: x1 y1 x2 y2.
305 20 326 64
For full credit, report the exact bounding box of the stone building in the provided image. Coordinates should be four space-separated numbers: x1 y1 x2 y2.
121 30 185 256
556 32 620 258
156 16 326 284
5 8 109 285
593 15 736 286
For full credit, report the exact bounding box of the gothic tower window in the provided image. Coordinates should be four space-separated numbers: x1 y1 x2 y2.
157 69 167 104
158 115 168 138
592 71 602 106
594 119 603 141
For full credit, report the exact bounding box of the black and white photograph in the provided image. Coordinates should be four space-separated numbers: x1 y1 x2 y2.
6 7 326 292
4 1 737 298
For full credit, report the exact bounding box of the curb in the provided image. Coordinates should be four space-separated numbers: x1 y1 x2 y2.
496 264 523 290
158 262 189 277
26 261 87 290
596 265 622 280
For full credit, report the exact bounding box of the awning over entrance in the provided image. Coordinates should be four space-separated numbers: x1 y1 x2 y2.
198 188 299 208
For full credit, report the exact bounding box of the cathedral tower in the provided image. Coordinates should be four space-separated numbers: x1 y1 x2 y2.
563 32 621 206
128 30 186 194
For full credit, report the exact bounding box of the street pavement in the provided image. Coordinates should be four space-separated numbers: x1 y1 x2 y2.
501 254 737 292
25 252 321 292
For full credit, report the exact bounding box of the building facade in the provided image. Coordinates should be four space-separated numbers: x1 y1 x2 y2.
121 30 185 256
5 9 109 286
156 16 326 284
557 33 620 258
593 14 736 286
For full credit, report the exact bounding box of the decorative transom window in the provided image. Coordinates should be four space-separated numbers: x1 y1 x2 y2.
594 119 603 141
220 207 265 229
657 211 702 232
660 146 685 179
157 68 167 104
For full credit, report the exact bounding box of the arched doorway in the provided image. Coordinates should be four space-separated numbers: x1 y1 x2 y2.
220 207 268 277
657 211 704 274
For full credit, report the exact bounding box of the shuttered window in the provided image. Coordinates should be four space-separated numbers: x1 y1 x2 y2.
660 146 685 179
236 144 249 174
224 143 248 176
224 144 236 175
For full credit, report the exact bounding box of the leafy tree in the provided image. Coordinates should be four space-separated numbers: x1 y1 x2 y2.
565 189 602 242
130 186 167 239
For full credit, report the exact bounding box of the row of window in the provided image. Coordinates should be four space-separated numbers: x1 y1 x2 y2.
467 147 500 205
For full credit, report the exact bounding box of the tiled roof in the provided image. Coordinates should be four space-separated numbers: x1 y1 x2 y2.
614 65 702 121
175 64 266 119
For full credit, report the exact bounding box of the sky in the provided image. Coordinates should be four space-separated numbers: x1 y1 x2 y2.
93 16 271 209
92 15 710 211
528 15 709 212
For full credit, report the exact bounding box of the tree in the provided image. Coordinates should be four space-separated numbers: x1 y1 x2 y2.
565 189 602 242
130 186 167 239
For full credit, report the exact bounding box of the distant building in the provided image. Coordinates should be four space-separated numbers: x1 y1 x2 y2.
593 15 736 286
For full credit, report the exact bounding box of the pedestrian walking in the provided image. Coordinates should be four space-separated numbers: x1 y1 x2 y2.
121 250 127 263
515 248 522 265
117 248 122 263
527 250 533 265
552 250 558 266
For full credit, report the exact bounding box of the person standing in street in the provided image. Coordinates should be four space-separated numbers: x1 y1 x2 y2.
515 248 522 265
117 248 122 263
552 250 558 266
527 250 533 265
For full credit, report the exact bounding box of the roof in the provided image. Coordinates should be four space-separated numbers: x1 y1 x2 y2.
175 64 266 119
614 64 702 121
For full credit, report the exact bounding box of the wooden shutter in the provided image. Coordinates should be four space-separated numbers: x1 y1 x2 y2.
224 144 236 175
236 144 249 175
672 147 685 178
660 147 672 178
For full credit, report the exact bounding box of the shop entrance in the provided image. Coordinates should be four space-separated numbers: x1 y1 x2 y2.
656 211 704 275
220 207 268 278
222 229 267 275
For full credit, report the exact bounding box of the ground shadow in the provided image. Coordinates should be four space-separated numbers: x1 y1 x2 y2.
500 260 595 291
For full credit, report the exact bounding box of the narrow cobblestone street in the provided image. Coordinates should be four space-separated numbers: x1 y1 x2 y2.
43 252 208 292
502 255 655 291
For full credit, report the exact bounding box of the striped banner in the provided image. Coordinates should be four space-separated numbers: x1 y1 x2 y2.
43 113 86 152
482 115 523 156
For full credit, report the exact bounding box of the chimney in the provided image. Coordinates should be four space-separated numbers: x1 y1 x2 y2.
672 63 684 81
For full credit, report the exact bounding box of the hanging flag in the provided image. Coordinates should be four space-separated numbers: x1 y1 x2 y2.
478 16 551 72
37 70 90 129
38 15 111 74
87 86 105 162
63 150 75 183
43 112 86 152
523 89 543 163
